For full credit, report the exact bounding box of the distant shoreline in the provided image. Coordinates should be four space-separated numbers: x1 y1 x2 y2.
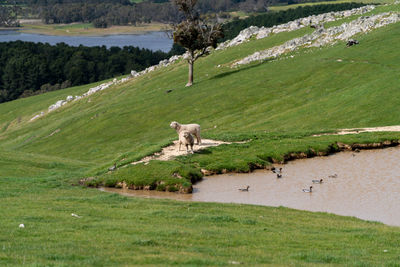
1 21 171 37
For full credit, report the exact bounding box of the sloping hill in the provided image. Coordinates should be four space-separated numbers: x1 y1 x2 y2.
1 3 400 266
1 4 399 171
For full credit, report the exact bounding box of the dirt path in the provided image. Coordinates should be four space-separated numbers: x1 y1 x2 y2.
313 125 400 136
131 139 247 165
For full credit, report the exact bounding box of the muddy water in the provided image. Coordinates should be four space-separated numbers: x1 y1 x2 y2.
101 147 400 226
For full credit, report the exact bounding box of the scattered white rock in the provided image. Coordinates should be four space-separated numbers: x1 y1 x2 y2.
48 100 67 112
131 70 138 77
169 55 180 63
71 213 81 218
19 223 25 228
218 5 375 50
159 59 169 67
48 128 60 137
66 95 74 101
233 12 400 66
30 111 44 122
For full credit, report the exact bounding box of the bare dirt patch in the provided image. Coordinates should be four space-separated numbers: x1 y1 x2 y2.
131 139 247 165
313 125 400 136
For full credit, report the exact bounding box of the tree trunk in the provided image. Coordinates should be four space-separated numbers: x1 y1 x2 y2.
186 60 194 87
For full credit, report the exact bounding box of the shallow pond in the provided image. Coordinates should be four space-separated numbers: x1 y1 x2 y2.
101 146 400 226
0 30 172 52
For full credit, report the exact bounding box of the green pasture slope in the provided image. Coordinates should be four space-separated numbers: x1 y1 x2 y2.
1 3 400 265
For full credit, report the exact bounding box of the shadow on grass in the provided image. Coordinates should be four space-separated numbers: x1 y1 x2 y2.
196 149 212 155
209 61 266 80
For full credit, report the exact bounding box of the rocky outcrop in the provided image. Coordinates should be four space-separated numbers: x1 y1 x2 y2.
48 100 67 112
217 5 375 49
233 12 400 66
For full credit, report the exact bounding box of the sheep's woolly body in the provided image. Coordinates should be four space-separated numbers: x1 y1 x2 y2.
178 131 194 152
170 121 201 145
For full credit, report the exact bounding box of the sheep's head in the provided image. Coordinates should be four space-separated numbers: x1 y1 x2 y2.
170 121 178 129
183 132 190 138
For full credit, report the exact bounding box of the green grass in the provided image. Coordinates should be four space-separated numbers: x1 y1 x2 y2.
2 175 400 266
1 4 400 265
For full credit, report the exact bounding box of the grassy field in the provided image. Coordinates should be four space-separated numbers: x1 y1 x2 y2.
1 3 400 265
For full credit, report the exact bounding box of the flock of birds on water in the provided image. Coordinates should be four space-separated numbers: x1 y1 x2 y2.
238 167 338 193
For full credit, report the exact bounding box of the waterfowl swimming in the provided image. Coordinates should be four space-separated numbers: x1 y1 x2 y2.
238 186 250 192
328 174 337 178
312 179 323 184
277 173 282 178
302 186 313 193
108 163 117 171
273 167 282 174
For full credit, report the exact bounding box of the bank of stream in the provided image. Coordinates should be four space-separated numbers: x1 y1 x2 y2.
101 146 400 226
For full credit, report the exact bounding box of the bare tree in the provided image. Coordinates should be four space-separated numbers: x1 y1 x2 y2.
173 0 223 87
0 6 20 27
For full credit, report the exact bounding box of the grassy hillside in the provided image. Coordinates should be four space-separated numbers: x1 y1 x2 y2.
1 5 399 170
1 3 400 265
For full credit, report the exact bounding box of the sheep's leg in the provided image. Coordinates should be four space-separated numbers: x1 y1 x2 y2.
178 143 181 151
190 144 194 153
196 133 201 145
185 144 189 152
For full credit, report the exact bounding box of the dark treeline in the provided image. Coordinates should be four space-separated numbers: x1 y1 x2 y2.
37 0 272 27
221 2 368 41
1 0 344 28
39 2 182 26
0 41 174 103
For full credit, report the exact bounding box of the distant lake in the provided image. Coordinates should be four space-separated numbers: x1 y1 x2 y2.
0 30 173 52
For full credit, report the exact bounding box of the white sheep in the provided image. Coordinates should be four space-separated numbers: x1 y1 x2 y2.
178 131 194 152
170 121 201 145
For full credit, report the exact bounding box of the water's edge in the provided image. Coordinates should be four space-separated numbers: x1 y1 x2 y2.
100 144 400 226
0 30 173 51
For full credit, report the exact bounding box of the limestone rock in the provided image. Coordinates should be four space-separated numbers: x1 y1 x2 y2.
218 5 375 50
234 11 399 67
30 111 44 122
48 100 67 112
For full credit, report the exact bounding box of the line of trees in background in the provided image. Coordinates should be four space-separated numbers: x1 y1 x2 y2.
1 0 299 27
0 41 178 103
221 2 368 41
36 0 272 27
1 0 347 28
